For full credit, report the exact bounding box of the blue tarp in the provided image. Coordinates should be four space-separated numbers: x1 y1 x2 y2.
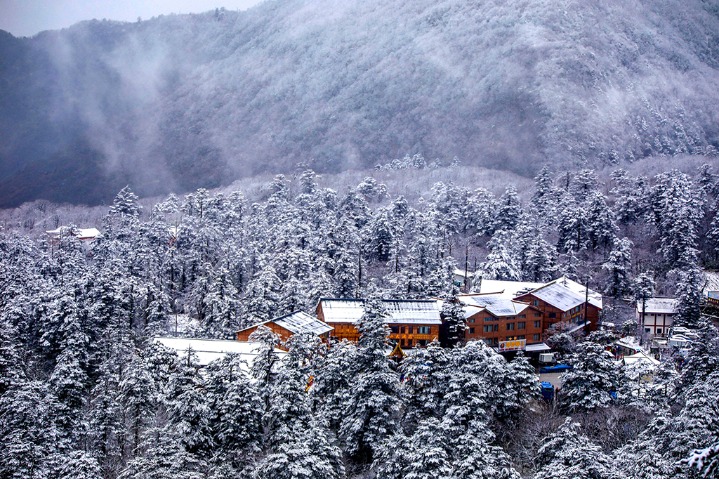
539 364 572 374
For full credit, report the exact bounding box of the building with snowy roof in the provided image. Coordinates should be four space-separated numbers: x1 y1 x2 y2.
236 311 334 348
153 337 286 368
46 226 101 242
456 293 544 350
636 297 677 338
316 298 441 348
514 277 602 335
472 279 545 298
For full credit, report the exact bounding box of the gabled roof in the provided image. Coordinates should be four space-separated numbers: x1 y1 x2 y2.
636 298 677 314
521 277 602 310
237 311 333 336
274 311 334 335
318 298 442 325
456 294 531 318
473 279 545 298
46 226 101 240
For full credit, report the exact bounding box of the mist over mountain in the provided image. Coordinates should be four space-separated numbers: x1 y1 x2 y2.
1 0 718 207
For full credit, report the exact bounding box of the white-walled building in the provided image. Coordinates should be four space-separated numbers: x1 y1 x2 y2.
636 298 677 337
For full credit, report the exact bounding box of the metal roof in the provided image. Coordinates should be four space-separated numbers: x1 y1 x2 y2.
274 311 334 335
457 294 530 317
525 277 602 311
636 298 677 314
473 279 545 298
318 298 442 325
236 311 334 336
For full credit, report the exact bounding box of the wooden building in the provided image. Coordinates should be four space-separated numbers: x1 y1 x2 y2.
458 294 544 349
636 298 677 337
514 277 603 335
316 298 441 348
46 226 101 243
236 311 333 347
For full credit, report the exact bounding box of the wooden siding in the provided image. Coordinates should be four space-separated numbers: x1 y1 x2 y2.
236 322 295 349
325 321 439 348
464 308 544 346
514 292 601 337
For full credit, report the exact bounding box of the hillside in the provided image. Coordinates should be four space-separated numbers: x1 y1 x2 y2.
1 0 718 206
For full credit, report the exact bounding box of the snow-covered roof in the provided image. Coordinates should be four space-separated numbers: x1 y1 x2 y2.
453 268 473 278
238 311 333 336
46 226 101 240
473 279 544 298
525 342 551 352
457 294 530 317
153 337 286 367
318 299 442 325
623 351 660 367
524 277 602 310
275 311 334 335
636 298 677 314
616 336 643 353
76 228 100 240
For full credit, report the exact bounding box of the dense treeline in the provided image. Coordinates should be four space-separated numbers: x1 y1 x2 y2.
1 163 719 477
2 0 719 206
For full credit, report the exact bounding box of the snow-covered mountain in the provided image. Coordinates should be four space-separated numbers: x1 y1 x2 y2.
1 0 718 206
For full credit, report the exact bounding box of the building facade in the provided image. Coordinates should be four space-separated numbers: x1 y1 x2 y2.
636 298 677 337
458 294 544 348
236 311 333 348
514 277 602 336
316 298 441 348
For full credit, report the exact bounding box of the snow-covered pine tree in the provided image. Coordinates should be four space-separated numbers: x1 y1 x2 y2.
339 297 400 463
602 237 633 298
440 293 466 348
559 341 621 413
534 418 613 479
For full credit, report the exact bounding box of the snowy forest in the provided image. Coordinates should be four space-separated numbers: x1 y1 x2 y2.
1 161 719 478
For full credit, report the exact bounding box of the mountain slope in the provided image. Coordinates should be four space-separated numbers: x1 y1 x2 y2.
1 0 718 206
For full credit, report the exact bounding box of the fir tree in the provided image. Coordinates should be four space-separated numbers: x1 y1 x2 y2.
339 297 400 463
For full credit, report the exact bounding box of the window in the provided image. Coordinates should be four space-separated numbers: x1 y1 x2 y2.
418 326 431 335
469 327 475 334
506 323 515 331
533 334 540 341
534 312 542 317
518 322 526 330
408 326 414 334
469 318 475 323
519 314 526 318
494 324 499 332
534 320 541 328
400 326 406 334
657 328 662 334
484 316 494 322
517 335 525 339
390 326 399 334
548 312 556 319
644 328 650 333
533 299 539 306
407 340 413 348
483 325 493 333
